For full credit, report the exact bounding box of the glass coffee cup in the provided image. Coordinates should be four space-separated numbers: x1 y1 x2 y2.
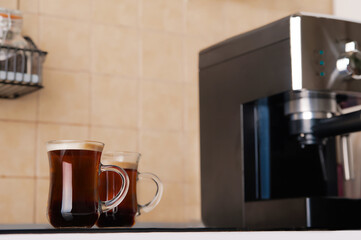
97 151 163 227
46 140 130 228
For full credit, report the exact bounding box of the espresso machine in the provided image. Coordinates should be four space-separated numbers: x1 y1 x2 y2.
199 13 361 230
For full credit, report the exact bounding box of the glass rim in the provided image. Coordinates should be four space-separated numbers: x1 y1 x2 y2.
47 139 104 144
102 151 141 162
46 140 104 152
103 151 142 157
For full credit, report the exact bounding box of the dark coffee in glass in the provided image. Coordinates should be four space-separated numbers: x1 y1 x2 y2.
97 168 138 227
96 152 163 228
46 140 129 228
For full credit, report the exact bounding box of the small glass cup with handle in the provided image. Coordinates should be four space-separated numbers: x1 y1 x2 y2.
96 151 163 227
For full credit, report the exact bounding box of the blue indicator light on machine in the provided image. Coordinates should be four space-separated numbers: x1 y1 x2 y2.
319 60 325 65
319 50 324 55
320 72 325 76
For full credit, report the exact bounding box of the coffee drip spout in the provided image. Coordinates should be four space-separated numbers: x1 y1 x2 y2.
311 110 361 181
284 90 361 181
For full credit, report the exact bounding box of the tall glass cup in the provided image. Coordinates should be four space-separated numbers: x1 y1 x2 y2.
97 151 163 227
46 140 130 228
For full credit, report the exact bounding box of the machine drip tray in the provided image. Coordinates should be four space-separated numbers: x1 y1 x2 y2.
245 197 361 230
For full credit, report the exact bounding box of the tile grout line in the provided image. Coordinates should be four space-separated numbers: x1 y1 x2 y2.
36 12 191 36
182 0 188 223
42 66 93 76
0 118 189 133
43 65 190 84
88 0 94 139
32 0 42 224
33 97 40 224
0 118 87 126
137 0 143 153
42 67 138 81
0 175 46 179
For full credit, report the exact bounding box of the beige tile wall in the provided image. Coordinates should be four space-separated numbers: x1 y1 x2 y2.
0 0 332 224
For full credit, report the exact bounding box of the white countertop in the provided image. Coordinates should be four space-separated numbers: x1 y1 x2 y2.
2 231 361 240
1 223 361 239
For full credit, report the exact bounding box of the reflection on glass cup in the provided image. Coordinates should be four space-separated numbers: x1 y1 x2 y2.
97 151 163 227
46 140 130 228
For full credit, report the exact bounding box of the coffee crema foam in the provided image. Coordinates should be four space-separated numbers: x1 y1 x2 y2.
46 140 104 152
101 160 137 170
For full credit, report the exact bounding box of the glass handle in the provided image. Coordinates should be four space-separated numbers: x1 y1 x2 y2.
137 172 163 214
100 164 129 213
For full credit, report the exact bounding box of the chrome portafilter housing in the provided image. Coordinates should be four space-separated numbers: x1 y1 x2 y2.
284 90 361 181
284 90 338 181
284 90 338 146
